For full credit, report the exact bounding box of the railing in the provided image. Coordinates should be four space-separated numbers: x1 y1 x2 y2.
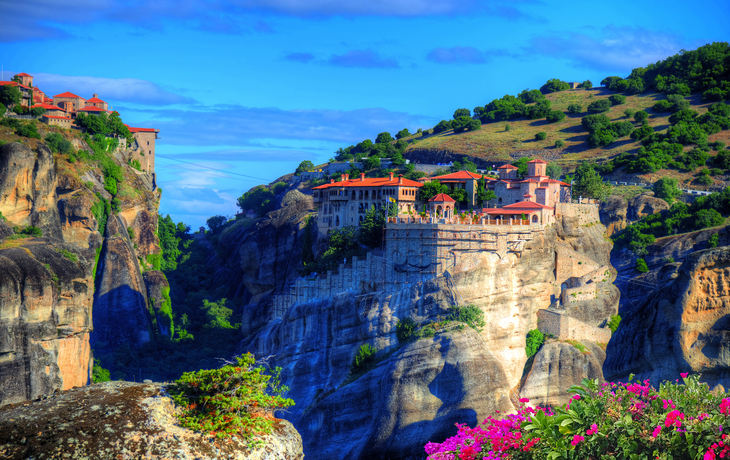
388 217 535 226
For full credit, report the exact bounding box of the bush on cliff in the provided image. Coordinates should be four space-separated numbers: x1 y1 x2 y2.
448 305 486 332
170 353 294 443
525 329 545 357
425 374 730 460
607 314 621 334
396 317 417 343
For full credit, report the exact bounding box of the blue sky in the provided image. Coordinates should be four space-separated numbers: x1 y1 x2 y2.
2 0 729 228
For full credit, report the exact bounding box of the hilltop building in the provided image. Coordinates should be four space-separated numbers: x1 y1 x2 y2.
0 81 32 107
126 125 159 174
312 172 423 234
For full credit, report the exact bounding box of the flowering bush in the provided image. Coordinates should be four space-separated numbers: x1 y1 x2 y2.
424 374 730 460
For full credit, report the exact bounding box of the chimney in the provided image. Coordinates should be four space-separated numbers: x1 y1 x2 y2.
330 179 335 184
341 174 345 182
398 174 403 185
360 173 365 181
345 173 349 180
389 172 394 181
93 93 98 98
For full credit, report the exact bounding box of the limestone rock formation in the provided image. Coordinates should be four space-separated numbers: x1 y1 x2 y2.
0 237 95 405
519 341 606 407
600 195 628 237
57 188 98 248
235 212 617 458
0 381 304 460
143 270 172 337
628 193 669 221
604 246 730 389
91 215 151 353
0 143 63 240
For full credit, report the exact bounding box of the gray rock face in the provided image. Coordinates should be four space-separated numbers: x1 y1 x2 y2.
143 270 172 337
604 246 730 389
0 381 304 460
235 217 616 458
520 341 606 407
628 193 669 221
90 215 151 354
0 143 63 239
599 196 628 237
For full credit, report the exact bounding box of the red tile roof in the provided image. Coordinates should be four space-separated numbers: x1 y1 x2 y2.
483 208 538 215
503 201 553 210
0 81 31 90
313 176 423 189
86 97 105 103
54 91 83 98
527 159 548 164
32 103 65 111
79 105 105 112
498 164 518 169
125 125 158 133
16 73 32 77
428 193 456 202
428 170 491 181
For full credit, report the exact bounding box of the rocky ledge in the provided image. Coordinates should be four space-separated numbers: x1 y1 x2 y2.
0 381 304 460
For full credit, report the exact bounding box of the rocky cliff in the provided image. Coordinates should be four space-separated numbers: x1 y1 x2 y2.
230 207 617 459
605 246 730 389
0 139 162 402
0 381 304 460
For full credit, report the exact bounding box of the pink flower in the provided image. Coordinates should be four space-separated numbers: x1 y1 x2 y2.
652 425 661 438
665 410 685 428
681 372 689 378
571 434 584 446
705 449 716 460
519 398 529 403
663 399 676 410
587 424 598 435
720 399 730 415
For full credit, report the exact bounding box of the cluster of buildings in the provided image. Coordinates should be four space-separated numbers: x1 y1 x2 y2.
1 72 159 174
312 159 571 234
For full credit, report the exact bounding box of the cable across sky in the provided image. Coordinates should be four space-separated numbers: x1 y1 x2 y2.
155 154 274 183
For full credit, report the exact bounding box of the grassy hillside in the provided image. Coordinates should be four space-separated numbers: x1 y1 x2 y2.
407 89 726 163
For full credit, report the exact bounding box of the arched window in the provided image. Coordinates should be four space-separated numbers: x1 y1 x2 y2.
336 216 340 226
365 190 369 199
498 198 502 204
532 215 538 223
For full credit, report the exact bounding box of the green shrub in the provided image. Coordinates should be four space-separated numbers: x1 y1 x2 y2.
127 226 135 240
91 358 111 383
634 110 649 124
636 258 649 273
169 353 294 442
56 248 78 262
396 317 417 343
45 133 74 154
624 108 636 119
698 174 713 186
15 122 40 139
14 225 43 237
350 343 377 374
609 94 626 105
607 314 621 334
535 131 547 141
525 329 545 357
587 99 611 113
504 124 510 132
567 104 582 115
546 110 566 123
664 256 675 263
710 233 720 247
447 305 486 332
554 140 565 149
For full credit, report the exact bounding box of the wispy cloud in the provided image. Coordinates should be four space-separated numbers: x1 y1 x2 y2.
285 52 315 63
527 26 692 72
30 73 195 105
426 46 487 64
328 50 399 68
133 105 434 146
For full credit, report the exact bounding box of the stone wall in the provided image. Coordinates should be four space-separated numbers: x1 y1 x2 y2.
562 284 597 304
556 203 601 226
537 309 612 343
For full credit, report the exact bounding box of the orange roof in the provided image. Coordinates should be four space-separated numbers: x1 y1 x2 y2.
16 73 32 77
498 164 518 169
32 103 65 111
86 97 105 103
79 105 105 112
54 91 83 98
313 176 423 190
126 126 158 133
483 208 538 215
42 115 73 120
527 159 548 164
0 81 30 90
429 193 456 202
503 201 553 210
428 170 492 181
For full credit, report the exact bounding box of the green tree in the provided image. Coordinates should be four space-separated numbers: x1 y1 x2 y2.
518 89 545 103
635 258 649 273
476 175 497 206
452 116 480 133
375 132 393 144
554 140 565 149
511 157 532 178
652 178 682 204
395 128 411 139
525 329 545 357
579 80 593 89
358 206 386 248
202 298 236 329
546 110 566 123
601 76 623 87
587 99 611 113
237 185 276 217
546 162 562 180
540 78 570 94
295 160 315 175
573 162 611 201
0 85 22 108
364 155 381 170
567 104 582 115
419 180 448 202
609 94 626 105
206 215 227 233
433 119 453 133
581 114 611 133
535 131 547 140
30 106 46 117
634 110 649 124
453 108 470 119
